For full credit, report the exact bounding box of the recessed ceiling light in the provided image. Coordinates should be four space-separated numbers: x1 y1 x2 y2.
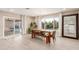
9 9 14 12
25 8 30 10
63 8 66 10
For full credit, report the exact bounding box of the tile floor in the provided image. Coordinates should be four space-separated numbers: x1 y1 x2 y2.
0 34 79 50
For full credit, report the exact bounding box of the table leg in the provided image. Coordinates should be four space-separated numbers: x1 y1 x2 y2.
32 30 36 38
32 30 34 38
45 32 51 44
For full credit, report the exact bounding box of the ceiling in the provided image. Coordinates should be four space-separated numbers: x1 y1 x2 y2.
0 8 78 16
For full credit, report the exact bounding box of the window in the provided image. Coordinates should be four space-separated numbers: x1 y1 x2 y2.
41 16 59 29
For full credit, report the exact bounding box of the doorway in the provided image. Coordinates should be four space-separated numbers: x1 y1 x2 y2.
3 16 22 38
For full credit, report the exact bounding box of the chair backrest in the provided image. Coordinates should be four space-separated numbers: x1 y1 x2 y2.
52 31 56 39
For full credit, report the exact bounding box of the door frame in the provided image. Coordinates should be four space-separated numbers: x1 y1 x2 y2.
3 16 22 39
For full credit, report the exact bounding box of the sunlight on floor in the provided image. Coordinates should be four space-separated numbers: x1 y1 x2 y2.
14 34 22 40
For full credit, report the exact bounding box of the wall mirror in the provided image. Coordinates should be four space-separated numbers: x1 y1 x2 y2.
62 14 78 39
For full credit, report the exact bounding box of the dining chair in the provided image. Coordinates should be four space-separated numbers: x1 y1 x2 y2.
42 32 51 44
51 31 56 43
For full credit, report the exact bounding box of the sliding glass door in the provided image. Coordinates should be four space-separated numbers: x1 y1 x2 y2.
15 20 22 34
4 18 22 37
4 18 14 36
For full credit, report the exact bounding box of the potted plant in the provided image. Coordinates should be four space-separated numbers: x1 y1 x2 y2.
27 22 37 34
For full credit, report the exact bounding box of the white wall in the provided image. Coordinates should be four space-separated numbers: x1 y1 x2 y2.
0 16 3 38
58 13 62 36
21 15 35 35
35 16 43 29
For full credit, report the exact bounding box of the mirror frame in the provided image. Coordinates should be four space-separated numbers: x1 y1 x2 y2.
62 14 78 39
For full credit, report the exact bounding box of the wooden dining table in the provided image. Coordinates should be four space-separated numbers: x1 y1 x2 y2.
31 29 55 44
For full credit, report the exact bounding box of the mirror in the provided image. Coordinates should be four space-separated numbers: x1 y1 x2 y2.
62 14 78 39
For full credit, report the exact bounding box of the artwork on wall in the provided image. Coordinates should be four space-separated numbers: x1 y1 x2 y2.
62 14 78 39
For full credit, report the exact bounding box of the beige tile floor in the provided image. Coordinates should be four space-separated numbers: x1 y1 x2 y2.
0 34 79 50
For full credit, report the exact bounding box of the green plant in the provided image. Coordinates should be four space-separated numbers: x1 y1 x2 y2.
27 22 37 34
41 20 59 29
27 27 32 33
45 22 53 29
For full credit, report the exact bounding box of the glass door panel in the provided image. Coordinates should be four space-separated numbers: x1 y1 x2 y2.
15 20 22 34
4 19 14 36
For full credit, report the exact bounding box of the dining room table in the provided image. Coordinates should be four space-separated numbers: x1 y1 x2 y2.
31 29 56 44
